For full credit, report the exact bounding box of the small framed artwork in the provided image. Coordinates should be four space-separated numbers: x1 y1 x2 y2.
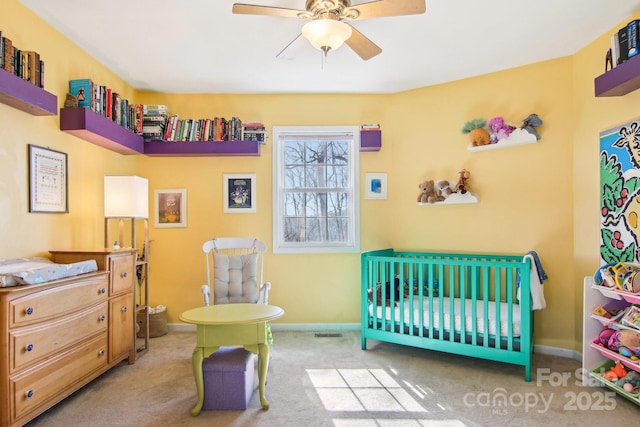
154 189 187 228
28 144 69 213
224 174 256 213
365 173 387 199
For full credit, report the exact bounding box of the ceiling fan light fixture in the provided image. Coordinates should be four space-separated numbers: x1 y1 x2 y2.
301 19 352 52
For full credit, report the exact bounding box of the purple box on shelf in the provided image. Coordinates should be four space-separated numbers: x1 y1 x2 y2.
202 347 257 410
360 130 381 151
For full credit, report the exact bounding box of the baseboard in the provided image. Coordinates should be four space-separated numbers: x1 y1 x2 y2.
168 322 360 333
167 322 581 361
534 344 582 361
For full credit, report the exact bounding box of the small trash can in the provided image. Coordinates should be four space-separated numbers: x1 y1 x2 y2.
137 305 168 338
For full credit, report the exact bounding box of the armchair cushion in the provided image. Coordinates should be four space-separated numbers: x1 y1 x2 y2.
213 253 258 304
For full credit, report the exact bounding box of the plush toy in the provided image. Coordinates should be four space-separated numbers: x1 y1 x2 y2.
597 325 640 359
453 169 471 194
417 180 443 203
436 180 453 199
488 116 516 143
521 113 543 140
462 118 491 146
603 361 627 381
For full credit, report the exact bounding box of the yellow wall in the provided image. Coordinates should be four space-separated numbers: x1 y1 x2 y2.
3 0 640 352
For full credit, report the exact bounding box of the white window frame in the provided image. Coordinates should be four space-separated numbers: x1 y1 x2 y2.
272 126 360 254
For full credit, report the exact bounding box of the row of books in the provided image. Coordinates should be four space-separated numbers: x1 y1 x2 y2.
159 116 249 142
610 19 640 68
1 30 45 88
67 78 266 143
69 79 142 134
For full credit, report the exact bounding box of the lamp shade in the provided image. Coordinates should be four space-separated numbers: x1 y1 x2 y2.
104 176 149 218
302 19 352 52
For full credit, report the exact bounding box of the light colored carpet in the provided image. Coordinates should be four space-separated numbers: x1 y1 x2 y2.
25 330 639 426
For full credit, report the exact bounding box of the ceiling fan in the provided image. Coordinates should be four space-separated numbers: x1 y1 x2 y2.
232 0 426 60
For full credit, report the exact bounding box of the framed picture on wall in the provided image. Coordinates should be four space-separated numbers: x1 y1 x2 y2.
223 174 256 213
364 173 387 199
154 189 187 228
28 144 69 213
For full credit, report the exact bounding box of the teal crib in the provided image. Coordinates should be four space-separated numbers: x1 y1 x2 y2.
361 248 533 381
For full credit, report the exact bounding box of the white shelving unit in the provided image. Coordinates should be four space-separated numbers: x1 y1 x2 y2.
582 276 640 405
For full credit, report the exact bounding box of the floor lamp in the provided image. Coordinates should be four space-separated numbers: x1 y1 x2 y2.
104 175 150 358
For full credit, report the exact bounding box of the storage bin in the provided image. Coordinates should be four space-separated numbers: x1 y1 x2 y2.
202 347 257 410
137 306 168 338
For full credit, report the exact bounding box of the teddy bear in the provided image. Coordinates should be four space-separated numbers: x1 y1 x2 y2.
461 118 491 146
417 180 443 203
436 180 453 199
453 169 470 194
521 113 543 140
488 116 516 143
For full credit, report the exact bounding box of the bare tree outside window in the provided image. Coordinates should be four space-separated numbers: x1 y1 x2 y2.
273 127 360 253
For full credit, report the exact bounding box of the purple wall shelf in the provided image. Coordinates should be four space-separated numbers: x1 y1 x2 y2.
143 140 260 157
360 130 381 151
59 107 144 155
595 54 640 97
0 68 57 116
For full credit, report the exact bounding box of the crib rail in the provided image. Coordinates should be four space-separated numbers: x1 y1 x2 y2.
361 248 532 381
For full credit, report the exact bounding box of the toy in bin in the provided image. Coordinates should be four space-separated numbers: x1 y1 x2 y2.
594 262 640 292
597 323 640 360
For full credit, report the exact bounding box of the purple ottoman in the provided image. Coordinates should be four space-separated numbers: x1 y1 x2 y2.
202 347 257 410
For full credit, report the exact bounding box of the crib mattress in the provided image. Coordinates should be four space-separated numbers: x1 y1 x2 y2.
370 296 521 337
0 257 98 287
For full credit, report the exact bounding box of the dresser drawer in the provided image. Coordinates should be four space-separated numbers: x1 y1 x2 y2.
10 332 108 422
9 274 108 328
10 302 108 373
110 254 134 295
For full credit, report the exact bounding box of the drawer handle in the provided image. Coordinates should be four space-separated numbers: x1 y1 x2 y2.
121 272 127 278
25 307 33 315
100 287 107 294
99 315 106 322
25 344 34 352
98 349 105 357
121 306 128 313
26 390 34 398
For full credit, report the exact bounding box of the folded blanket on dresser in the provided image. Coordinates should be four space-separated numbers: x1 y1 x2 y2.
0 257 98 287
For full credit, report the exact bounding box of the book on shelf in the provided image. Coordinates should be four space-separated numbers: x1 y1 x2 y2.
2 36 14 74
22 51 41 86
69 78 93 109
621 305 640 331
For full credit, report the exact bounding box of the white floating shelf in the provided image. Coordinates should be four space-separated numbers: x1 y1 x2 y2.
468 128 538 152
418 192 479 205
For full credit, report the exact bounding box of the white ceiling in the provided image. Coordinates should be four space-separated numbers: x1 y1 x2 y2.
19 0 640 94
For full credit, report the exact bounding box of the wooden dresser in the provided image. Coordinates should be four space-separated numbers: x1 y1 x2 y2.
0 249 137 427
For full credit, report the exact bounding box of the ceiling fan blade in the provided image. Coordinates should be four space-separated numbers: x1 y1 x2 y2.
232 3 305 19
345 25 382 60
351 0 426 20
276 34 308 60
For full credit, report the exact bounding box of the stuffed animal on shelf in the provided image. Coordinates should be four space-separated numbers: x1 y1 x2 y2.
417 180 443 203
488 116 516 143
521 113 543 140
453 169 471 194
461 118 491 146
436 180 453 199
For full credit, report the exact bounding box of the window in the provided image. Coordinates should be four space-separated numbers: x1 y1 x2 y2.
273 126 360 253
